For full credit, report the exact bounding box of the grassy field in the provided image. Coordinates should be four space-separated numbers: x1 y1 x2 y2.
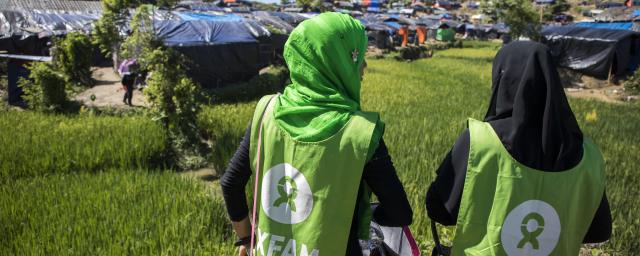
0 170 234 255
0 112 167 179
1 41 639 254
201 42 640 254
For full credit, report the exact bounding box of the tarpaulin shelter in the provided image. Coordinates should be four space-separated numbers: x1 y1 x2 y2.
535 0 556 5
0 1 102 105
269 12 308 26
575 21 639 31
155 14 272 88
0 10 99 55
594 7 639 22
363 0 382 12
253 11 294 34
174 1 225 12
596 2 625 9
359 17 395 49
541 26 640 79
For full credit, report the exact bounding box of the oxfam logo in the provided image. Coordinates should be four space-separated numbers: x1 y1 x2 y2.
501 200 561 256
261 163 313 224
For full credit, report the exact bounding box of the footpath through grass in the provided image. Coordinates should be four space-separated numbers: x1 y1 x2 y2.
201 43 640 254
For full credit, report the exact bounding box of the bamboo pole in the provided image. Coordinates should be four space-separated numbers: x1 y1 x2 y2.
607 62 614 86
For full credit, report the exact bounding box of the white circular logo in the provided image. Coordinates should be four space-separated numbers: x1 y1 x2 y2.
261 163 313 224
501 200 561 256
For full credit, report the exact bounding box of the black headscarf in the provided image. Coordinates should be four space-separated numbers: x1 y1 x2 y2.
485 41 583 171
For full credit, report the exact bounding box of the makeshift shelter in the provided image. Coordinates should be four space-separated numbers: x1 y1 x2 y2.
155 15 271 88
576 21 640 32
0 1 101 106
174 1 225 12
541 26 640 79
0 10 99 55
594 6 639 22
268 12 308 27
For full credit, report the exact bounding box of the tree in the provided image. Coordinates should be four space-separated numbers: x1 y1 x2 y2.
92 0 134 56
480 0 541 40
53 32 94 87
122 5 208 170
92 0 179 56
18 62 67 112
543 0 571 22
120 4 161 62
296 0 313 11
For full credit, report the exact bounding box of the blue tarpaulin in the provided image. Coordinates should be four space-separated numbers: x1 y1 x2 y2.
175 12 244 22
575 22 633 30
634 10 640 17
154 20 257 46
367 7 381 12
384 21 401 29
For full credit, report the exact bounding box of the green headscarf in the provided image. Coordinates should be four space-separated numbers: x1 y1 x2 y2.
274 12 376 142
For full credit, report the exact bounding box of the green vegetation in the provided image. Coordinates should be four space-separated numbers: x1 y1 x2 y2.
623 69 640 95
1 42 638 254
120 5 208 170
19 33 94 112
18 62 68 112
0 111 166 179
0 170 233 255
0 58 6 100
54 32 94 88
480 0 541 39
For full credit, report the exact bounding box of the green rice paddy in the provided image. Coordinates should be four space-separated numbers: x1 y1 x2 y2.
1 42 638 254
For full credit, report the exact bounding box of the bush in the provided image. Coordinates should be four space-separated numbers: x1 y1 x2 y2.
18 62 67 112
480 0 541 39
54 32 94 87
624 69 640 95
0 58 7 102
144 48 208 170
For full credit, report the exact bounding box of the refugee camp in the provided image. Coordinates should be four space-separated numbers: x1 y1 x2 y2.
1 0 639 255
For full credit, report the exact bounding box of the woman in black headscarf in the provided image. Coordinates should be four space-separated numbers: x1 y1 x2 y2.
425 41 612 245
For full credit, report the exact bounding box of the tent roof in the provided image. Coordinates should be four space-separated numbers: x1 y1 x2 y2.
542 25 638 42
575 21 635 30
541 25 639 78
0 0 102 12
155 20 260 46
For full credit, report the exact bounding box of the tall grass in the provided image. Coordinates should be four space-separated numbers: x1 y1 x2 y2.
200 44 640 254
0 112 167 179
0 170 234 255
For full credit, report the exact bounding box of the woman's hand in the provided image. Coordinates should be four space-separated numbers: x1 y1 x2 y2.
238 245 248 256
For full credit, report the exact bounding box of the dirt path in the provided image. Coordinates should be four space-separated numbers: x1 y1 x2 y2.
75 67 148 108
565 86 624 104
565 86 640 104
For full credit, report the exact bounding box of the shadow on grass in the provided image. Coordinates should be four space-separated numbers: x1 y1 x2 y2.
434 55 495 63
205 66 289 104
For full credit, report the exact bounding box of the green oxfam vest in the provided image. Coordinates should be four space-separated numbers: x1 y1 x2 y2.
452 119 605 256
249 95 379 256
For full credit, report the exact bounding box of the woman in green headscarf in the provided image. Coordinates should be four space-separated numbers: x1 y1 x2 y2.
221 12 412 256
